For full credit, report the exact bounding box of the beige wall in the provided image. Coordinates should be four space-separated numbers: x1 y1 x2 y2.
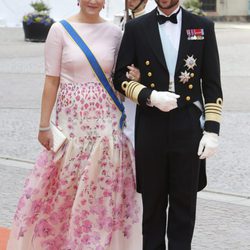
217 0 248 16
182 0 249 16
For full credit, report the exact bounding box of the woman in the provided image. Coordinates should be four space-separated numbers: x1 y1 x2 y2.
7 0 142 249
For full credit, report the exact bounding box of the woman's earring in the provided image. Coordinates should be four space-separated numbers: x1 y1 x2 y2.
77 1 79 6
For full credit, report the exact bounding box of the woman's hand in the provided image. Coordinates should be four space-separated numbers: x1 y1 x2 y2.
38 130 53 151
126 64 141 82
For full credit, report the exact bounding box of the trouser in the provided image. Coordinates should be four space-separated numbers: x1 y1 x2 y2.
141 152 200 250
135 105 203 250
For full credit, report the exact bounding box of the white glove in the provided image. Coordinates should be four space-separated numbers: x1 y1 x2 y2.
198 131 219 159
150 90 180 112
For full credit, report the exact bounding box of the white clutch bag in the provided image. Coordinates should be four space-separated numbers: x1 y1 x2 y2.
50 122 67 152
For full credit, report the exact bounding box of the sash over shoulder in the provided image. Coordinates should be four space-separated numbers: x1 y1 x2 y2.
60 20 126 129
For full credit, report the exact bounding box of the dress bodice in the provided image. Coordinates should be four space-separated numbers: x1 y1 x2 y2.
45 21 122 84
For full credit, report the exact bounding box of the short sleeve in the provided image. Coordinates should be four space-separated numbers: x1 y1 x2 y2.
44 22 63 77
112 27 123 74
115 28 123 60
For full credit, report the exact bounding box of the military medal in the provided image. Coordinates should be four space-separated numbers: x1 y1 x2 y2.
184 55 197 70
186 29 204 40
179 70 191 84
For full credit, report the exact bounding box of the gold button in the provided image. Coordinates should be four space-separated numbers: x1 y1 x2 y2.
190 73 195 77
150 83 155 88
145 60 150 66
186 96 191 101
188 84 193 90
147 72 152 77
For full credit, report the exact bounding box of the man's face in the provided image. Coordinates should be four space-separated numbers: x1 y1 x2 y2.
127 0 143 10
155 0 179 9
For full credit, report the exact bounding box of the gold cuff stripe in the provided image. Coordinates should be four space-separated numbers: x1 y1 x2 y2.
205 103 222 106
205 105 222 109
128 82 140 98
205 99 223 108
127 82 138 98
205 100 223 123
122 81 146 103
205 111 222 116
131 84 141 100
130 84 146 103
205 108 222 113
205 113 222 123
205 105 223 110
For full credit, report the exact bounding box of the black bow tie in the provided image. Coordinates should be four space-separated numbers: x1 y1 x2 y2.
157 8 180 25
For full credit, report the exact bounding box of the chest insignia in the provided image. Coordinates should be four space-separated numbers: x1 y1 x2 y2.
184 55 197 70
179 70 191 84
186 29 204 40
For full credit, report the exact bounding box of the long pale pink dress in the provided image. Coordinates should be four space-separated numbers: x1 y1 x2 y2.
7 21 142 250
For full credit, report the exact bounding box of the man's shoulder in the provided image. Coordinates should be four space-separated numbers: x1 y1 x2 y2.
183 8 214 27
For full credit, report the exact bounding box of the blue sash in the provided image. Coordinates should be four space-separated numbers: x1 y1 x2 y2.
60 20 125 129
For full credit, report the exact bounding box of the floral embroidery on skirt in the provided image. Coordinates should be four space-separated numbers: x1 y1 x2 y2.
7 82 141 250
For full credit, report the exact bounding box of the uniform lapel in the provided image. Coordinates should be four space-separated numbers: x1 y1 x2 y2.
175 8 190 74
143 8 169 72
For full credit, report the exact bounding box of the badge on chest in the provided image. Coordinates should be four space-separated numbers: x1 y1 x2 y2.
186 29 204 40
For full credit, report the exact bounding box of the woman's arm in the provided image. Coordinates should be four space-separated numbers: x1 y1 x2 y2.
38 76 60 150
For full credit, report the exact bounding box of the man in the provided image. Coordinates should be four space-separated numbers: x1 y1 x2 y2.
114 0 223 249
127 0 149 18
114 0 149 30
123 0 149 145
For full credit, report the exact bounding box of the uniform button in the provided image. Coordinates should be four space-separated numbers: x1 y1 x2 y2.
190 73 195 77
186 96 191 101
145 60 150 66
147 72 152 77
150 83 155 88
188 84 193 90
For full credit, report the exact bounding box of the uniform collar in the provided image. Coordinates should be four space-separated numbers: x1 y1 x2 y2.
133 9 146 18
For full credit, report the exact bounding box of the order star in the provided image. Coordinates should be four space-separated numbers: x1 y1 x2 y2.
179 70 191 84
184 55 197 70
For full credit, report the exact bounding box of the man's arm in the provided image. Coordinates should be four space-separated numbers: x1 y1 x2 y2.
201 21 223 135
113 22 152 106
198 21 223 159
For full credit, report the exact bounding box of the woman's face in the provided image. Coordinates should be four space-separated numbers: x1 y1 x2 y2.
79 0 105 15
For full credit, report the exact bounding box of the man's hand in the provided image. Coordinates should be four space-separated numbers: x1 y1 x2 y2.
198 131 219 159
149 90 180 112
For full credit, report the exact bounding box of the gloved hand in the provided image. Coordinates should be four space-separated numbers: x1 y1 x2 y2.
149 90 180 112
198 131 219 159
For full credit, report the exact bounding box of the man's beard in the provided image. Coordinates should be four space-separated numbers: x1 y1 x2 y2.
155 0 179 9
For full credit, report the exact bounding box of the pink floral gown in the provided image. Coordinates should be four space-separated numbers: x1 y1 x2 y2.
7 21 142 250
